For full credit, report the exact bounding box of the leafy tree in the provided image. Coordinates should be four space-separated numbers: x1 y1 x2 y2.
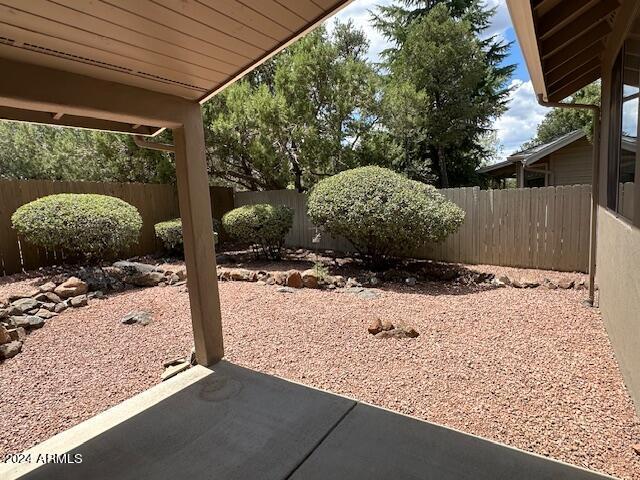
522 83 600 149
203 22 380 192
0 122 175 183
373 0 515 187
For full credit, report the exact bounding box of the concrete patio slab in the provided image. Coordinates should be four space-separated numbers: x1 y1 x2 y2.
290 403 614 480
6 362 354 480
4 361 615 480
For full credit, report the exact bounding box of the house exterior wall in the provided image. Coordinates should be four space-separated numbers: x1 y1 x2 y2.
548 138 593 186
596 46 640 413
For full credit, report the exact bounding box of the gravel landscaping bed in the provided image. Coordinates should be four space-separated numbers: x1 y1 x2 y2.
0 265 638 479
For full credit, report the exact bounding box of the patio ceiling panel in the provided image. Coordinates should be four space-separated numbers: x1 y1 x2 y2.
508 0 625 102
0 0 350 134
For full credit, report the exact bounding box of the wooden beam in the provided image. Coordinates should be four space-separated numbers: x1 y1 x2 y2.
542 20 611 59
0 106 155 135
548 66 601 101
537 0 600 38
543 27 607 72
541 0 619 52
172 104 224 366
0 58 192 130
546 41 604 77
547 56 602 90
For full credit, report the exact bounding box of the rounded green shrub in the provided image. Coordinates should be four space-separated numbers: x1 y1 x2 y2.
155 218 219 254
222 204 293 259
11 193 142 260
307 166 464 265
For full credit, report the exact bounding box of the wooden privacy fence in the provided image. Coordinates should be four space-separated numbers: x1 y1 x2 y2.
0 180 235 276
235 185 593 272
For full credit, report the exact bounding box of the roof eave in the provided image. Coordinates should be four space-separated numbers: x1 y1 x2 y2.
506 0 548 101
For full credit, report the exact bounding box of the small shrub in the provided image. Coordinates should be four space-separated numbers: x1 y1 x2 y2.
12 193 142 261
222 204 293 259
307 166 464 267
155 218 219 254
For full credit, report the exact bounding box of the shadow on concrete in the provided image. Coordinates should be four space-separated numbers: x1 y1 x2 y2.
17 361 611 480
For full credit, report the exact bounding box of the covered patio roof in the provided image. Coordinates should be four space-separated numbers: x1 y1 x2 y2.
507 0 629 101
0 0 351 135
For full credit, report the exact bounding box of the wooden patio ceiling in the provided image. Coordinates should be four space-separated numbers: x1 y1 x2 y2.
0 0 351 134
527 0 623 101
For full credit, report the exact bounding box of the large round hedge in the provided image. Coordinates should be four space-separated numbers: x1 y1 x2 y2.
12 193 142 260
307 166 464 263
222 204 293 259
155 218 219 254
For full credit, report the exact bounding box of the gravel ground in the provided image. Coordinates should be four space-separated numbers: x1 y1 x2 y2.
1 267 639 479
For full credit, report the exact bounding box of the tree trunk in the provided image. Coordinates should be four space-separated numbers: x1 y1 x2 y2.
291 161 303 193
437 146 449 188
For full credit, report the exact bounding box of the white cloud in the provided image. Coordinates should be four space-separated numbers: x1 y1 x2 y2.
494 79 547 155
482 0 512 41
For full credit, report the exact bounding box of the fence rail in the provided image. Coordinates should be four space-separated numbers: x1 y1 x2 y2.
236 185 593 272
0 180 234 276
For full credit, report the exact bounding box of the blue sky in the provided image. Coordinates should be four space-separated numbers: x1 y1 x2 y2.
329 0 549 160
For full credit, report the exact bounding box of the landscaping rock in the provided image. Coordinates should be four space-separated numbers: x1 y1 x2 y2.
112 261 164 287
543 278 558 289
575 279 587 290
163 356 186 368
69 295 88 308
490 277 506 288
54 277 88 298
77 266 120 291
368 318 382 335
381 320 394 331
0 325 10 344
229 268 253 281
7 327 26 342
301 269 319 289
0 308 8 320
375 325 419 339
87 290 104 300
38 281 57 293
405 277 417 286
276 287 296 294
54 302 68 314
10 315 45 330
356 289 379 300
498 275 511 286
8 289 40 302
286 270 304 289
11 298 40 313
161 361 190 381
121 310 152 326
4 305 22 316
345 277 361 288
34 292 62 304
331 275 346 287
35 309 57 319
632 443 640 456
0 340 22 360
369 276 380 286
175 268 187 281
557 280 574 289
400 325 420 338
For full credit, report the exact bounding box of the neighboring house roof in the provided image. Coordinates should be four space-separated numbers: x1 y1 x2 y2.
476 159 515 175
477 129 586 176
509 130 587 166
